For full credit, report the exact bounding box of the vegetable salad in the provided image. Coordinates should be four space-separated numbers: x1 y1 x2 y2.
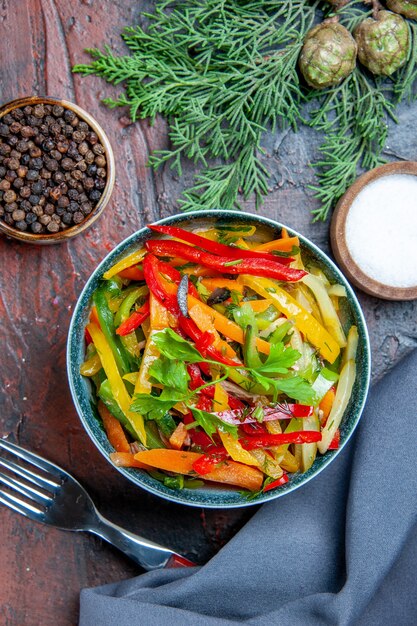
81 223 357 495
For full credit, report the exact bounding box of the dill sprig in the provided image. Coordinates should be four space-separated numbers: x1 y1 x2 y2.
73 0 417 221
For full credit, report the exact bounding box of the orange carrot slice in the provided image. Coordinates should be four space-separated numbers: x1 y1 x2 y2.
134 449 263 491
98 401 130 453
110 452 152 469
319 387 336 426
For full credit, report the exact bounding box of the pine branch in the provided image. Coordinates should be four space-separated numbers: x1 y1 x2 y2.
73 0 417 222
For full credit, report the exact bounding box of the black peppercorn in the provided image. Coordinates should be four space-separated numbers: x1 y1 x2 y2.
94 178 106 190
64 109 75 123
49 150 62 161
89 189 101 202
68 188 79 200
87 164 97 177
40 168 52 180
28 194 40 205
61 157 75 171
25 212 37 224
26 170 39 181
9 121 22 134
29 157 43 170
12 109 24 120
0 144 11 156
47 221 59 233
3 189 17 203
20 126 35 138
12 209 25 222
33 104 45 118
5 170 17 182
0 124 10 137
44 158 59 172
62 212 73 225
31 221 43 233
20 186 31 199
8 158 20 170
87 131 98 145
15 220 28 231
29 146 42 158
42 138 55 152
80 201 93 215
52 105 64 117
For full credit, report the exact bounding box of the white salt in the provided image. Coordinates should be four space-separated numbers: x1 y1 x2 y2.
345 174 417 288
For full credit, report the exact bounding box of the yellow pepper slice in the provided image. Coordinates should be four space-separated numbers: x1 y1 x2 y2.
87 323 146 445
79 352 102 377
103 248 146 280
123 372 139 385
219 432 261 468
241 276 340 363
187 295 271 355
213 383 229 412
135 331 160 395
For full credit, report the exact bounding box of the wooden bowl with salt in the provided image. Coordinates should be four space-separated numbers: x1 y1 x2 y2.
330 161 417 301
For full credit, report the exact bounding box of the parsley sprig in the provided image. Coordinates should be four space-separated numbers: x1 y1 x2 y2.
131 328 315 433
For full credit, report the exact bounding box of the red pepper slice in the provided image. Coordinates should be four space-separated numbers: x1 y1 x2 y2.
148 224 294 265
183 412 214 448
187 364 215 398
85 327 93 345
239 431 322 450
192 448 229 475
328 429 340 450
116 300 150 336
263 474 289 492
196 393 213 412
146 240 306 283
178 317 238 367
242 422 267 435
143 254 179 314
227 395 246 411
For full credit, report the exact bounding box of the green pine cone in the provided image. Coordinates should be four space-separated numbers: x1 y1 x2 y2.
299 21 357 89
386 0 417 20
354 10 409 76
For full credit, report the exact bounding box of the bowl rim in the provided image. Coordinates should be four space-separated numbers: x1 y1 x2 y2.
67 210 371 508
0 95 115 244
330 161 417 301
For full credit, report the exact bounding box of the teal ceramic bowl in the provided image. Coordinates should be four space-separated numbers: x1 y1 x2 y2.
67 211 371 508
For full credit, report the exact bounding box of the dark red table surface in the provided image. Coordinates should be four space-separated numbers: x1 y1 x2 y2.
1 2 416 625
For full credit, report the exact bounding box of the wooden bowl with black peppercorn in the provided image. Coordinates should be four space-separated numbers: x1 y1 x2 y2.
0 96 115 244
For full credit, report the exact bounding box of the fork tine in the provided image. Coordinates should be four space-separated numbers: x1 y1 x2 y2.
0 470 53 504
0 439 65 481
0 456 60 489
0 488 45 520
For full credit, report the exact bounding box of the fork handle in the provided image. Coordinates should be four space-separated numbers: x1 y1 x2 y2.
90 512 195 570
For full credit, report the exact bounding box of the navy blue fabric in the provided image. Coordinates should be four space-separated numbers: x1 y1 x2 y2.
80 349 417 625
